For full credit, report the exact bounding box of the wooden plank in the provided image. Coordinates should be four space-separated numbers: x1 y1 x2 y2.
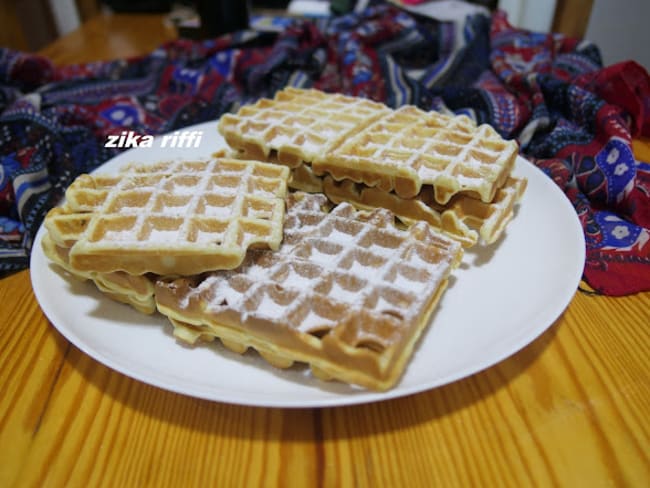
552 0 595 38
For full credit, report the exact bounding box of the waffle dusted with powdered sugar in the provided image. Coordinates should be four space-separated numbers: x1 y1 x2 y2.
318 105 518 203
155 193 463 391
219 87 519 204
43 157 289 276
218 87 390 167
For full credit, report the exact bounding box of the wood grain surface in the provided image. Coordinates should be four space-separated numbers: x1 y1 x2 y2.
38 13 177 65
1 269 648 486
0 12 648 488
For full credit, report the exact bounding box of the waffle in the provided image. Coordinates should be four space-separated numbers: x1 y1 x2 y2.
288 163 325 193
218 87 391 167
154 193 463 391
286 162 526 247
219 88 518 203
44 157 290 276
41 213 156 314
323 175 528 247
317 105 518 203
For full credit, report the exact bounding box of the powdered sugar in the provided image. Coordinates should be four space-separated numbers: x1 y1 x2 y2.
190 194 462 343
58 157 289 275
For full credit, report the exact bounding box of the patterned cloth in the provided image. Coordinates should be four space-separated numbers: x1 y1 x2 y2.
1 2 649 295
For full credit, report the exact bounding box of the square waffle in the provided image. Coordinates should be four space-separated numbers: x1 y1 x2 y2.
44 157 289 276
218 87 391 167
154 193 463 391
316 105 519 203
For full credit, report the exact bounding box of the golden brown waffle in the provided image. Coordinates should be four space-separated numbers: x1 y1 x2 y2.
317 105 518 203
288 163 325 193
218 87 391 167
219 88 518 203
323 175 528 247
44 157 289 276
155 193 463 391
41 218 156 314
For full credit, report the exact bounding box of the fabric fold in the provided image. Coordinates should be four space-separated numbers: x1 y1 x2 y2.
0 1 648 294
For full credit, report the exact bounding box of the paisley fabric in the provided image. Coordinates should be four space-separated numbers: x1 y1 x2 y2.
1 1 649 295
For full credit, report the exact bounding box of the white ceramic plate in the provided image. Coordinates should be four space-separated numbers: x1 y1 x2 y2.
30 121 586 408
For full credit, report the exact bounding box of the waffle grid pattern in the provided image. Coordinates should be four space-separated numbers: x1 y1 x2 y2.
45 158 289 275
219 88 519 204
317 105 519 203
218 87 391 166
155 193 463 389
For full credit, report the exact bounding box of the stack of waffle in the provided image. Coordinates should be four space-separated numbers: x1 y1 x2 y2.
42 88 525 391
219 88 527 247
42 156 290 313
156 193 462 390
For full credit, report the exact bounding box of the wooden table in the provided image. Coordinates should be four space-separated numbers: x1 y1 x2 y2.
2 12 649 487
